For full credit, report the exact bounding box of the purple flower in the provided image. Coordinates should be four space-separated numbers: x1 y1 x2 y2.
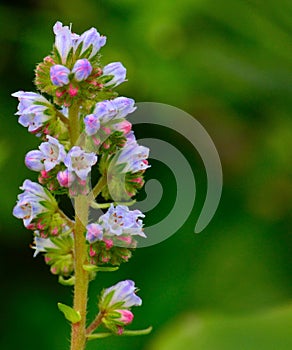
12 91 52 132
93 100 117 123
76 27 106 58
112 97 136 118
83 97 136 137
53 21 75 64
25 136 66 172
13 180 56 228
99 204 146 237
86 223 103 243
100 280 142 309
103 62 127 87
84 113 101 136
32 236 57 257
115 141 150 173
50 64 70 86
39 136 66 172
25 150 44 171
53 22 106 64
64 146 97 180
57 169 76 188
72 59 92 81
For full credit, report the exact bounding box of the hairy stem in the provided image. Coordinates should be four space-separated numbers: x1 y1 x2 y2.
86 311 105 335
70 195 89 350
69 102 80 145
69 103 90 350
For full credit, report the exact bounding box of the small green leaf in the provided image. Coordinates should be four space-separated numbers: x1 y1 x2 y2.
57 303 81 323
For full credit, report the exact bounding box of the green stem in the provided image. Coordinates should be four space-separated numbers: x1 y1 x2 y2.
92 176 107 199
68 103 90 350
69 102 81 145
70 195 89 350
56 109 69 125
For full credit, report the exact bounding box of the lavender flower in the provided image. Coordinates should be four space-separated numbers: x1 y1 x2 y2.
115 140 150 173
53 21 75 64
32 236 57 257
39 136 66 172
92 99 117 123
72 59 92 81
103 62 127 87
25 136 66 172
53 21 106 64
83 97 135 137
64 146 97 180
11 91 52 132
112 97 136 118
99 204 146 237
50 65 70 86
100 280 142 309
57 169 76 188
86 223 103 243
13 180 56 228
76 27 106 58
84 113 101 136
25 150 44 171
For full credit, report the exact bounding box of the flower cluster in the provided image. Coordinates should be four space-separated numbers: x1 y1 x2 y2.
13 180 69 237
25 135 97 195
12 21 150 339
101 131 150 201
83 96 135 153
35 22 126 109
32 235 74 278
86 204 146 265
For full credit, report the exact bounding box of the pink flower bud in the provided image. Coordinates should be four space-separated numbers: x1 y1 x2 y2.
89 246 96 257
103 238 114 249
44 256 51 263
115 120 132 135
68 83 78 97
50 266 58 274
101 256 110 263
57 170 76 188
40 170 50 179
101 126 111 135
51 227 59 235
116 309 134 325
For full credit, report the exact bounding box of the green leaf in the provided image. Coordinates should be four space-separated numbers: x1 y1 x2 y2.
57 303 81 323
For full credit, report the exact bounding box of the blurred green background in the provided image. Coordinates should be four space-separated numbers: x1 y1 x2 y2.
0 0 291 349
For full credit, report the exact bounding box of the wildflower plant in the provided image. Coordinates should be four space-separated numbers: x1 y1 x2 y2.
12 22 152 350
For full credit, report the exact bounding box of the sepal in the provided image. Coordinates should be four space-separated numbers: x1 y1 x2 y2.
58 275 75 286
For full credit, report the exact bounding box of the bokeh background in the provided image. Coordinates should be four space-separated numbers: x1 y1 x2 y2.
0 0 291 349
